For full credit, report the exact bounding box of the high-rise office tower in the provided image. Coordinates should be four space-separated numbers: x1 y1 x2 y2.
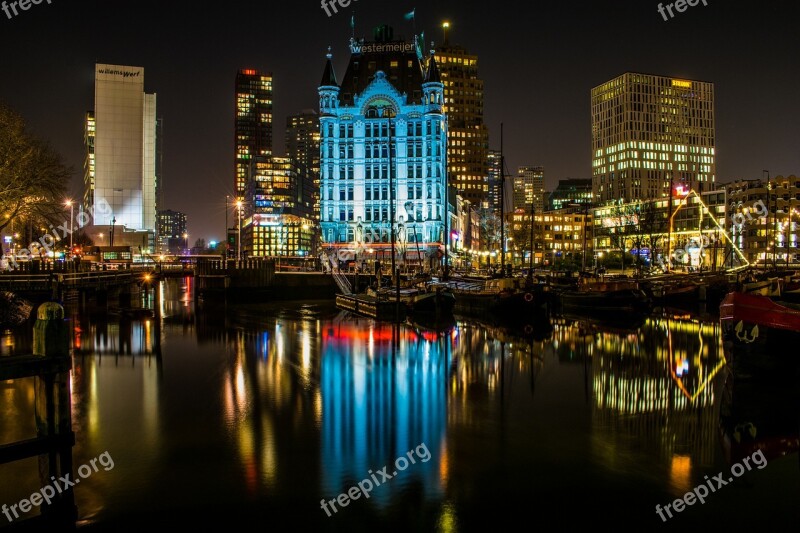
591 72 715 203
436 29 489 206
486 150 503 213
513 166 545 214
286 110 321 221
83 111 95 211
156 209 187 254
318 24 448 265
235 69 273 198
85 63 158 232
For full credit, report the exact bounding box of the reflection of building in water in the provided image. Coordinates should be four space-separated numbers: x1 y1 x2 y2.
591 315 724 486
222 318 323 495
320 319 446 506
74 314 158 358
448 320 546 421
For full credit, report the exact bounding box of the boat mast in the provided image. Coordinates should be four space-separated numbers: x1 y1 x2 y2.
500 123 505 276
529 194 535 278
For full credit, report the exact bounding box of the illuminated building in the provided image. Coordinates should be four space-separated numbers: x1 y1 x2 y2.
242 156 315 258
83 112 95 210
726 175 799 266
436 33 489 206
513 166 545 214
318 25 448 266
156 209 187 254
286 110 321 252
486 149 502 213
591 73 715 203
592 187 731 270
509 208 593 266
548 179 594 211
235 69 273 198
86 63 158 234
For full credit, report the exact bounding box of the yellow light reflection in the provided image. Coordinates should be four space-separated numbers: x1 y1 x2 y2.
670 455 692 493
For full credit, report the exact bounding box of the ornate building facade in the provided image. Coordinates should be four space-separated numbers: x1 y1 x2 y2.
318 26 448 268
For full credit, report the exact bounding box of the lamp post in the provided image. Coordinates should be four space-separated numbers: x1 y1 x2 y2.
64 199 74 259
225 195 230 258
236 200 243 261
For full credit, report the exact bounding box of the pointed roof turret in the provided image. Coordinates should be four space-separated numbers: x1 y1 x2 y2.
424 54 441 83
320 47 338 87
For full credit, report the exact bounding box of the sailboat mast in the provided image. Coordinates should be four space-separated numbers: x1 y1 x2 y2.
500 123 505 275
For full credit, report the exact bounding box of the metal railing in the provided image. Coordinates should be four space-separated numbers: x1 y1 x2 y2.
324 252 352 295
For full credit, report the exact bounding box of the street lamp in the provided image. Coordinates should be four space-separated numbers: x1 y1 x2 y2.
64 199 74 259
236 200 243 260
225 194 230 258
183 232 188 255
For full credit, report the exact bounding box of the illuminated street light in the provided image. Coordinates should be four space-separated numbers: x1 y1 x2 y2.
64 199 74 260
235 200 243 260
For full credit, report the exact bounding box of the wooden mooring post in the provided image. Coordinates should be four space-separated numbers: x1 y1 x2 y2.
0 302 77 529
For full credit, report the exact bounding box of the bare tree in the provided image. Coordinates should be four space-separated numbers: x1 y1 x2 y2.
479 207 502 253
602 203 638 274
0 104 71 235
637 199 668 271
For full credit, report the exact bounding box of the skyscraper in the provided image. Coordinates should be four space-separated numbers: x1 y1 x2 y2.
318 25 448 268
156 209 187 254
513 166 545 214
287 110 321 256
86 63 158 232
83 111 95 211
486 150 503 213
286 110 321 220
235 69 273 198
436 33 489 206
591 72 715 203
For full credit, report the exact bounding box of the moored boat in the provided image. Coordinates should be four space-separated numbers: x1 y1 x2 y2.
448 277 550 318
719 291 800 346
556 278 651 314
370 283 456 318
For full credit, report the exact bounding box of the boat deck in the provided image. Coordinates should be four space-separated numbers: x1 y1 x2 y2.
335 294 407 321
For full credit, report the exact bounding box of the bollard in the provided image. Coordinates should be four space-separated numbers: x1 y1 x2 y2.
33 301 74 518
33 302 69 358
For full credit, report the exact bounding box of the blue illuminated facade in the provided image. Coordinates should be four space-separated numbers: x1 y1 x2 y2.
318 27 448 265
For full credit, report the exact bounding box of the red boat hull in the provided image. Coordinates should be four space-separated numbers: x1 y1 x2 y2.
720 291 800 333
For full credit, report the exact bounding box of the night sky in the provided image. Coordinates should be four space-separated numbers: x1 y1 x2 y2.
0 0 797 242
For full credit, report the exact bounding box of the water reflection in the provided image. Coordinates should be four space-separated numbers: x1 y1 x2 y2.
588 314 726 494
319 319 446 504
1 279 798 529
